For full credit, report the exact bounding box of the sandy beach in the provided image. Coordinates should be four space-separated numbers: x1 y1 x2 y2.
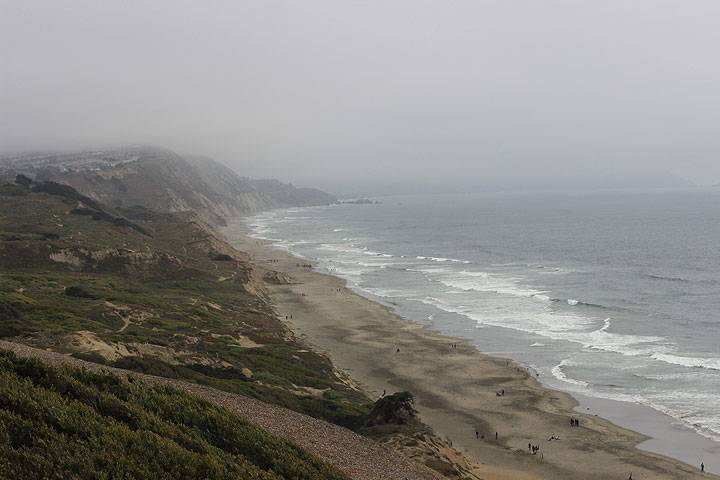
223 221 716 480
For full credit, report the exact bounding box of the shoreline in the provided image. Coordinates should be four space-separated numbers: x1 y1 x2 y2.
222 219 716 479
573 393 720 474
355 284 720 472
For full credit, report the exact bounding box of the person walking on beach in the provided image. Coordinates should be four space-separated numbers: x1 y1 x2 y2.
701 462 704 472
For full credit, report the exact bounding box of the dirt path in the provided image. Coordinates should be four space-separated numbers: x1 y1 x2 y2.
0 340 442 480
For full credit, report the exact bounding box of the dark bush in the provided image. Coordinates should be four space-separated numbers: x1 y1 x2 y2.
31 181 102 210
0 302 22 337
70 207 151 236
64 286 99 299
14 175 32 187
359 391 417 427
210 252 233 261
0 183 29 196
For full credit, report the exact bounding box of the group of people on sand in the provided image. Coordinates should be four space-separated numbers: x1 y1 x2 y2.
569 417 580 427
528 443 541 455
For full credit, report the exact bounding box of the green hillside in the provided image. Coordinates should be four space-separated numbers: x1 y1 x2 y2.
0 179 368 426
0 349 347 480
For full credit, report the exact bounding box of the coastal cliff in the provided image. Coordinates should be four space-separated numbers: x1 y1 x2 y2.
0 160 465 479
0 146 336 225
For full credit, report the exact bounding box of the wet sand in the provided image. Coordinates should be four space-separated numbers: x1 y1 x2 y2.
223 221 716 480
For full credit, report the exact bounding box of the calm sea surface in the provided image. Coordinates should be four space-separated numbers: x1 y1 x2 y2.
248 189 720 444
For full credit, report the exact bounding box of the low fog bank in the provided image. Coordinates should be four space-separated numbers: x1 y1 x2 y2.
2 1 720 190
312 168 696 199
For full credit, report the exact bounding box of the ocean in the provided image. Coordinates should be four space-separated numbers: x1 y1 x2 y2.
248 189 720 450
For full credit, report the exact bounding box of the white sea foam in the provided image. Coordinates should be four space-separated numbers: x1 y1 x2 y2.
422 295 665 358
639 394 720 443
437 273 544 298
416 255 468 263
408 265 667 358
551 359 589 387
357 261 394 268
362 250 393 257
651 353 720 371
318 243 364 255
458 270 489 277
406 266 452 274
599 318 611 332
567 299 579 306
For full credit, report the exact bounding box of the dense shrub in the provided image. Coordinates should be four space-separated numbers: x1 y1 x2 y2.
0 302 22 337
210 252 234 261
64 286 99 299
0 350 348 480
0 183 29 196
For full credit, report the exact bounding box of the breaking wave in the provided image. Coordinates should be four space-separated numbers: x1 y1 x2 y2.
651 353 720 371
551 359 589 387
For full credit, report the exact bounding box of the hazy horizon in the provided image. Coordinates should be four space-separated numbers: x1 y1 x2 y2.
2 1 720 190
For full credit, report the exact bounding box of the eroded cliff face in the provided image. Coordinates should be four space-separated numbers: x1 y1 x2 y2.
48 246 184 273
0 146 337 225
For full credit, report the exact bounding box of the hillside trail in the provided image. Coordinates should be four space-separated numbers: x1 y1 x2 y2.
0 340 443 480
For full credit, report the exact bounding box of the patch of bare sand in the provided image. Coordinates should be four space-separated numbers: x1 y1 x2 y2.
64 331 131 362
212 332 264 348
62 331 233 369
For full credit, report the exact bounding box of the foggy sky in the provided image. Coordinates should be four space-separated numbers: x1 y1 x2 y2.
2 0 720 190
